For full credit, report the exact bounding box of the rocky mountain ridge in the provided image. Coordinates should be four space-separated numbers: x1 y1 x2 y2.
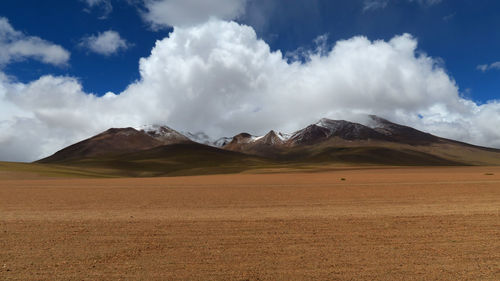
38 115 500 166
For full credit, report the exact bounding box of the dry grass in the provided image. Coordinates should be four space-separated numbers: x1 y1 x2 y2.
1 166 499 280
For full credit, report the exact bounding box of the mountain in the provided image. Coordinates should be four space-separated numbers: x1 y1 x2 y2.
39 125 191 163
287 118 390 146
37 115 500 175
223 131 289 157
221 115 442 153
222 116 500 165
38 128 163 163
182 131 233 147
138 125 192 145
285 116 443 146
258 130 289 145
37 126 269 176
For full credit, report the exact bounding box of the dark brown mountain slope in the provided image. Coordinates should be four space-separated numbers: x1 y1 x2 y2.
38 128 163 163
38 125 194 164
287 119 391 146
367 115 441 145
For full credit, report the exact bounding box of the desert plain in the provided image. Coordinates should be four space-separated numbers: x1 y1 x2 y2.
0 166 499 280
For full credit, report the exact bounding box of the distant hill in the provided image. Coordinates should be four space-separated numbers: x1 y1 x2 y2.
37 128 164 163
221 115 500 165
37 115 500 176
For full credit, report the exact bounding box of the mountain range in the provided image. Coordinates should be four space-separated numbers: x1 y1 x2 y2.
37 115 500 176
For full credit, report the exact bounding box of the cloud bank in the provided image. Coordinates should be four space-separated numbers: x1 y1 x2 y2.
1 20 500 162
0 17 70 66
79 30 130 56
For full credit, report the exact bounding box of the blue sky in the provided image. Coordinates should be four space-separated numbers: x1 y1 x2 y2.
243 0 500 104
1 0 499 102
0 0 171 95
1 0 500 161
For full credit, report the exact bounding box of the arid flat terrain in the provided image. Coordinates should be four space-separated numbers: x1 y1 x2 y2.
1 167 499 280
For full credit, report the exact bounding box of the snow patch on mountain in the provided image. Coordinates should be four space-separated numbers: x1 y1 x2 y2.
365 115 392 130
213 137 233 147
184 131 238 147
137 124 289 148
315 118 354 134
183 131 212 145
252 135 264 142
136 124 190 144
241 131 291 145
277 132 291 141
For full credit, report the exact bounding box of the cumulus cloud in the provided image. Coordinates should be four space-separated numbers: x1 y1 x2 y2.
141 0 247 28
0 17 70 66
81 0 113 19
79 30 130 56
477 62 500 72
1 20 500 162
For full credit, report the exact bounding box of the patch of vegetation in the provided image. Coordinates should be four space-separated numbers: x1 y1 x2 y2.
0 161 116 178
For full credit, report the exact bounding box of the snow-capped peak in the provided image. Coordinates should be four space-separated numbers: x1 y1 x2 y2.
315 118 332 127
136 124 176 135
183 131 237 147
213 137 233 147
183 131 212 145
136 124 190 144
136 124 292 148
277 132 291 141
314 118 352 133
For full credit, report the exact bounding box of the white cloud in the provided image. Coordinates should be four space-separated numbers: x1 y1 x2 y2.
141 0 247 28
0 17 70 66
411 0 443 5
443 13 456 22
79 31 130 56
364 0 443 11
363 0 389 11
1 20 500 162
477 62 500 72
82 0 113 19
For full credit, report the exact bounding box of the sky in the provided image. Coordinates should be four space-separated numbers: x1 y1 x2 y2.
1 0 500 161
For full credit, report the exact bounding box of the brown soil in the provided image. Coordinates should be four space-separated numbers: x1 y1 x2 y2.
1 167 499 280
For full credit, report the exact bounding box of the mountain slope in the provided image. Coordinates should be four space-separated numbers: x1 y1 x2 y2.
366 115 441 145
38 128 163 163
44 142 274 177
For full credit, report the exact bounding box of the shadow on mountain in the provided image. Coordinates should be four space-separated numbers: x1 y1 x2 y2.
39 143 272 177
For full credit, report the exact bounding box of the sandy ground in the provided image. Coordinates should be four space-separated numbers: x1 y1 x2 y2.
1 166 499 280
